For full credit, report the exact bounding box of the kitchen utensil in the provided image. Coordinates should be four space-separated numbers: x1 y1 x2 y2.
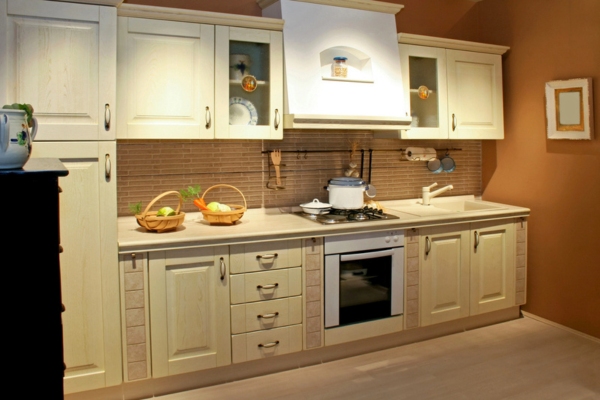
300 198 332 215
326 177 374 210
135 191 185 232
0 109 37 169
441 152 456 173
270 149 282 186
427 157 443 174
200 184 247 225
365 149 376 197
229 97 258 125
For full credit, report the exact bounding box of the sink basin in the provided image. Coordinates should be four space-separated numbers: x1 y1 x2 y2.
388 200 506 217
431 200 506 212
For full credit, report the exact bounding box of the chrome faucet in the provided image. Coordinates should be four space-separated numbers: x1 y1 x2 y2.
422 182 454 205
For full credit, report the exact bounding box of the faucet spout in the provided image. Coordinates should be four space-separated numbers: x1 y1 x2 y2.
422 183 453 205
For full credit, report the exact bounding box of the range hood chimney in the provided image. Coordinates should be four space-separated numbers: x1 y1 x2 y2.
259 0 411 132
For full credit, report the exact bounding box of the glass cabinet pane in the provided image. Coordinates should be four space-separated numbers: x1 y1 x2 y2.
408 56 439 128
229 41 270 127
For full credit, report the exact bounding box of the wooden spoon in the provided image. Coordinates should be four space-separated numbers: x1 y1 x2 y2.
270 149 282 186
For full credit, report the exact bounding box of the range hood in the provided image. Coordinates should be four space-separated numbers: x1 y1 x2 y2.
259 0 411 131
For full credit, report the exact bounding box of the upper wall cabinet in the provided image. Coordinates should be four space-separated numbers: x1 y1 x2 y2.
214 26 283 140
116 5 284 140
398 33 509 140
0 0 117 141
117 17 215 139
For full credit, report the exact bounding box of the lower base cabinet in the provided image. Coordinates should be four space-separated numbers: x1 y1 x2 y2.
232 324 303 364
148 247 231 377
420 219 517 326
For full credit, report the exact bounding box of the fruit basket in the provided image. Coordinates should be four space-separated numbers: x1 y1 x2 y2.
200 184 247 225
135 191 185 232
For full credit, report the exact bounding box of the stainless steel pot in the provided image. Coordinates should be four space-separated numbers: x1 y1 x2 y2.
326 177 375 209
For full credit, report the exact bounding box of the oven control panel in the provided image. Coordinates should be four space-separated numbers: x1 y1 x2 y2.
324 230 404 254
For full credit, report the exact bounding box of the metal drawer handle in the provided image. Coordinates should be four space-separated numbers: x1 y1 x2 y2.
220 257 226 281
274 109 280 130
474 231 480 250
425 236 431 256
257 312 279 319
256 253 278 260
257 283 278 290
258 340 279 348
104 104 111 130
205 106 211 129
452 113 457 131
105 154 111 179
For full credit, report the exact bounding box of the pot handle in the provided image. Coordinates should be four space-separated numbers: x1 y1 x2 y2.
364 185 376 198
0 114 7 153
29 117 38 141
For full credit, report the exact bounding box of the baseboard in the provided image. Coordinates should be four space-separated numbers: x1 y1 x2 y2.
521 311 600 344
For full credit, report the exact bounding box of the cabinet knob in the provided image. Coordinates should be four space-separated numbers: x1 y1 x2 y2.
61 304 66 313
59 245 64 254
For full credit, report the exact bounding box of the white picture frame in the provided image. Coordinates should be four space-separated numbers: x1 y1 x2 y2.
545 78 594 140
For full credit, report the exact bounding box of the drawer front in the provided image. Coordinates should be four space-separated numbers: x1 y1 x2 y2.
230 267 302 304
230 240 302 274
231 324 302 363
231 296 302 334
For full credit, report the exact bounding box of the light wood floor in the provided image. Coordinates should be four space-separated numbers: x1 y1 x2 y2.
150 316 599 400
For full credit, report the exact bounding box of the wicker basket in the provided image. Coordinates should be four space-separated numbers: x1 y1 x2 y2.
135 191 185 232
200 184 247 225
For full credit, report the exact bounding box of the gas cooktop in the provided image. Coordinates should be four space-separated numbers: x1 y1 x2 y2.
293 207 400 225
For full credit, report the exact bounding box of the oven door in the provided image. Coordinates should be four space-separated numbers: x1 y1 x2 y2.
325 247 404 328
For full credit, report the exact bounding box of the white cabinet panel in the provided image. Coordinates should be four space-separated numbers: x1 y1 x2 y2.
1 0 116 141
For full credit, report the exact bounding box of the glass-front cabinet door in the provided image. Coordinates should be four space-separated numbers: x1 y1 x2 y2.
215 26 283 139
398 44 449 139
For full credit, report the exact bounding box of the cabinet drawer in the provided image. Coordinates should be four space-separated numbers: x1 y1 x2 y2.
231 296 302 334
230 268 302 304
231 324 302 364
230 240 302 274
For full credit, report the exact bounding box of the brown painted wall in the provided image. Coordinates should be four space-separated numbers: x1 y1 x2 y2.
459 0 600 338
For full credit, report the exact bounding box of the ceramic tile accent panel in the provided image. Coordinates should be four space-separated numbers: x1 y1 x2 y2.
116 133 482 216
515 218 527 306
122 253 149 381
405 229 420 329
304 238 323 349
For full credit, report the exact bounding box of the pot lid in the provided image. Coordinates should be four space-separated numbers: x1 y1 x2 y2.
300 198 332 209
328 177 366 186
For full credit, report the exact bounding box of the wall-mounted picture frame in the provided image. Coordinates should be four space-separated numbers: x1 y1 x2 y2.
545 77 594 140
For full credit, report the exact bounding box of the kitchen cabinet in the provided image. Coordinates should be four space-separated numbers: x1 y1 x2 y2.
31 142 122 394
116 17 215 139
398 33 508 140
420 220 516 326
116 7 283 140
230 240 303 363
0 0 117 141
148 247 231 377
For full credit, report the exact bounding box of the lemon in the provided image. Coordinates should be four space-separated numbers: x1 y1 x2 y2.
206 202 220 212
157 206 176 217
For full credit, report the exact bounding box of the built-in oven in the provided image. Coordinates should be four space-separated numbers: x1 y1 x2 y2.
324 230 404 329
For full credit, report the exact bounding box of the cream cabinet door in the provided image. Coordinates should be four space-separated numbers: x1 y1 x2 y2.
215 25 283 139
0 0 116 141
469 220 515 315
420 224 470 326
117 17 215 139
446 49 504 139
398 43 449 139
30 141 121 394
149 247 231 377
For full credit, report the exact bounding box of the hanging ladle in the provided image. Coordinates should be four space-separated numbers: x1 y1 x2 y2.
365 149 376 197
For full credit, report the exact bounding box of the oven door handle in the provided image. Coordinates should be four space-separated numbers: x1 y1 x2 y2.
340 249 396 262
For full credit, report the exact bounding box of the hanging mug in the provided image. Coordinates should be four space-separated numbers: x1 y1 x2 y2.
441 152 456 173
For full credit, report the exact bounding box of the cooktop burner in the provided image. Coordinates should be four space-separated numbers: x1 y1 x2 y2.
293 207 400 225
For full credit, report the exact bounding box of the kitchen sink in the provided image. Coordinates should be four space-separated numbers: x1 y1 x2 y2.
387 200 506 217
431 200 507 212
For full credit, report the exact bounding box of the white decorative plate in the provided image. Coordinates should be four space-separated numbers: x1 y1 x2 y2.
229 97 258 126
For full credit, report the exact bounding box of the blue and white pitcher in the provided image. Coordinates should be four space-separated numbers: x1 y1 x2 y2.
0 109 37 169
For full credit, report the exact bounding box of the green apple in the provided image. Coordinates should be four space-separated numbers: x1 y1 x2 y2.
157 206 176 216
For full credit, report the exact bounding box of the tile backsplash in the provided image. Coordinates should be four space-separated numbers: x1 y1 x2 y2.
117 131 481 216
